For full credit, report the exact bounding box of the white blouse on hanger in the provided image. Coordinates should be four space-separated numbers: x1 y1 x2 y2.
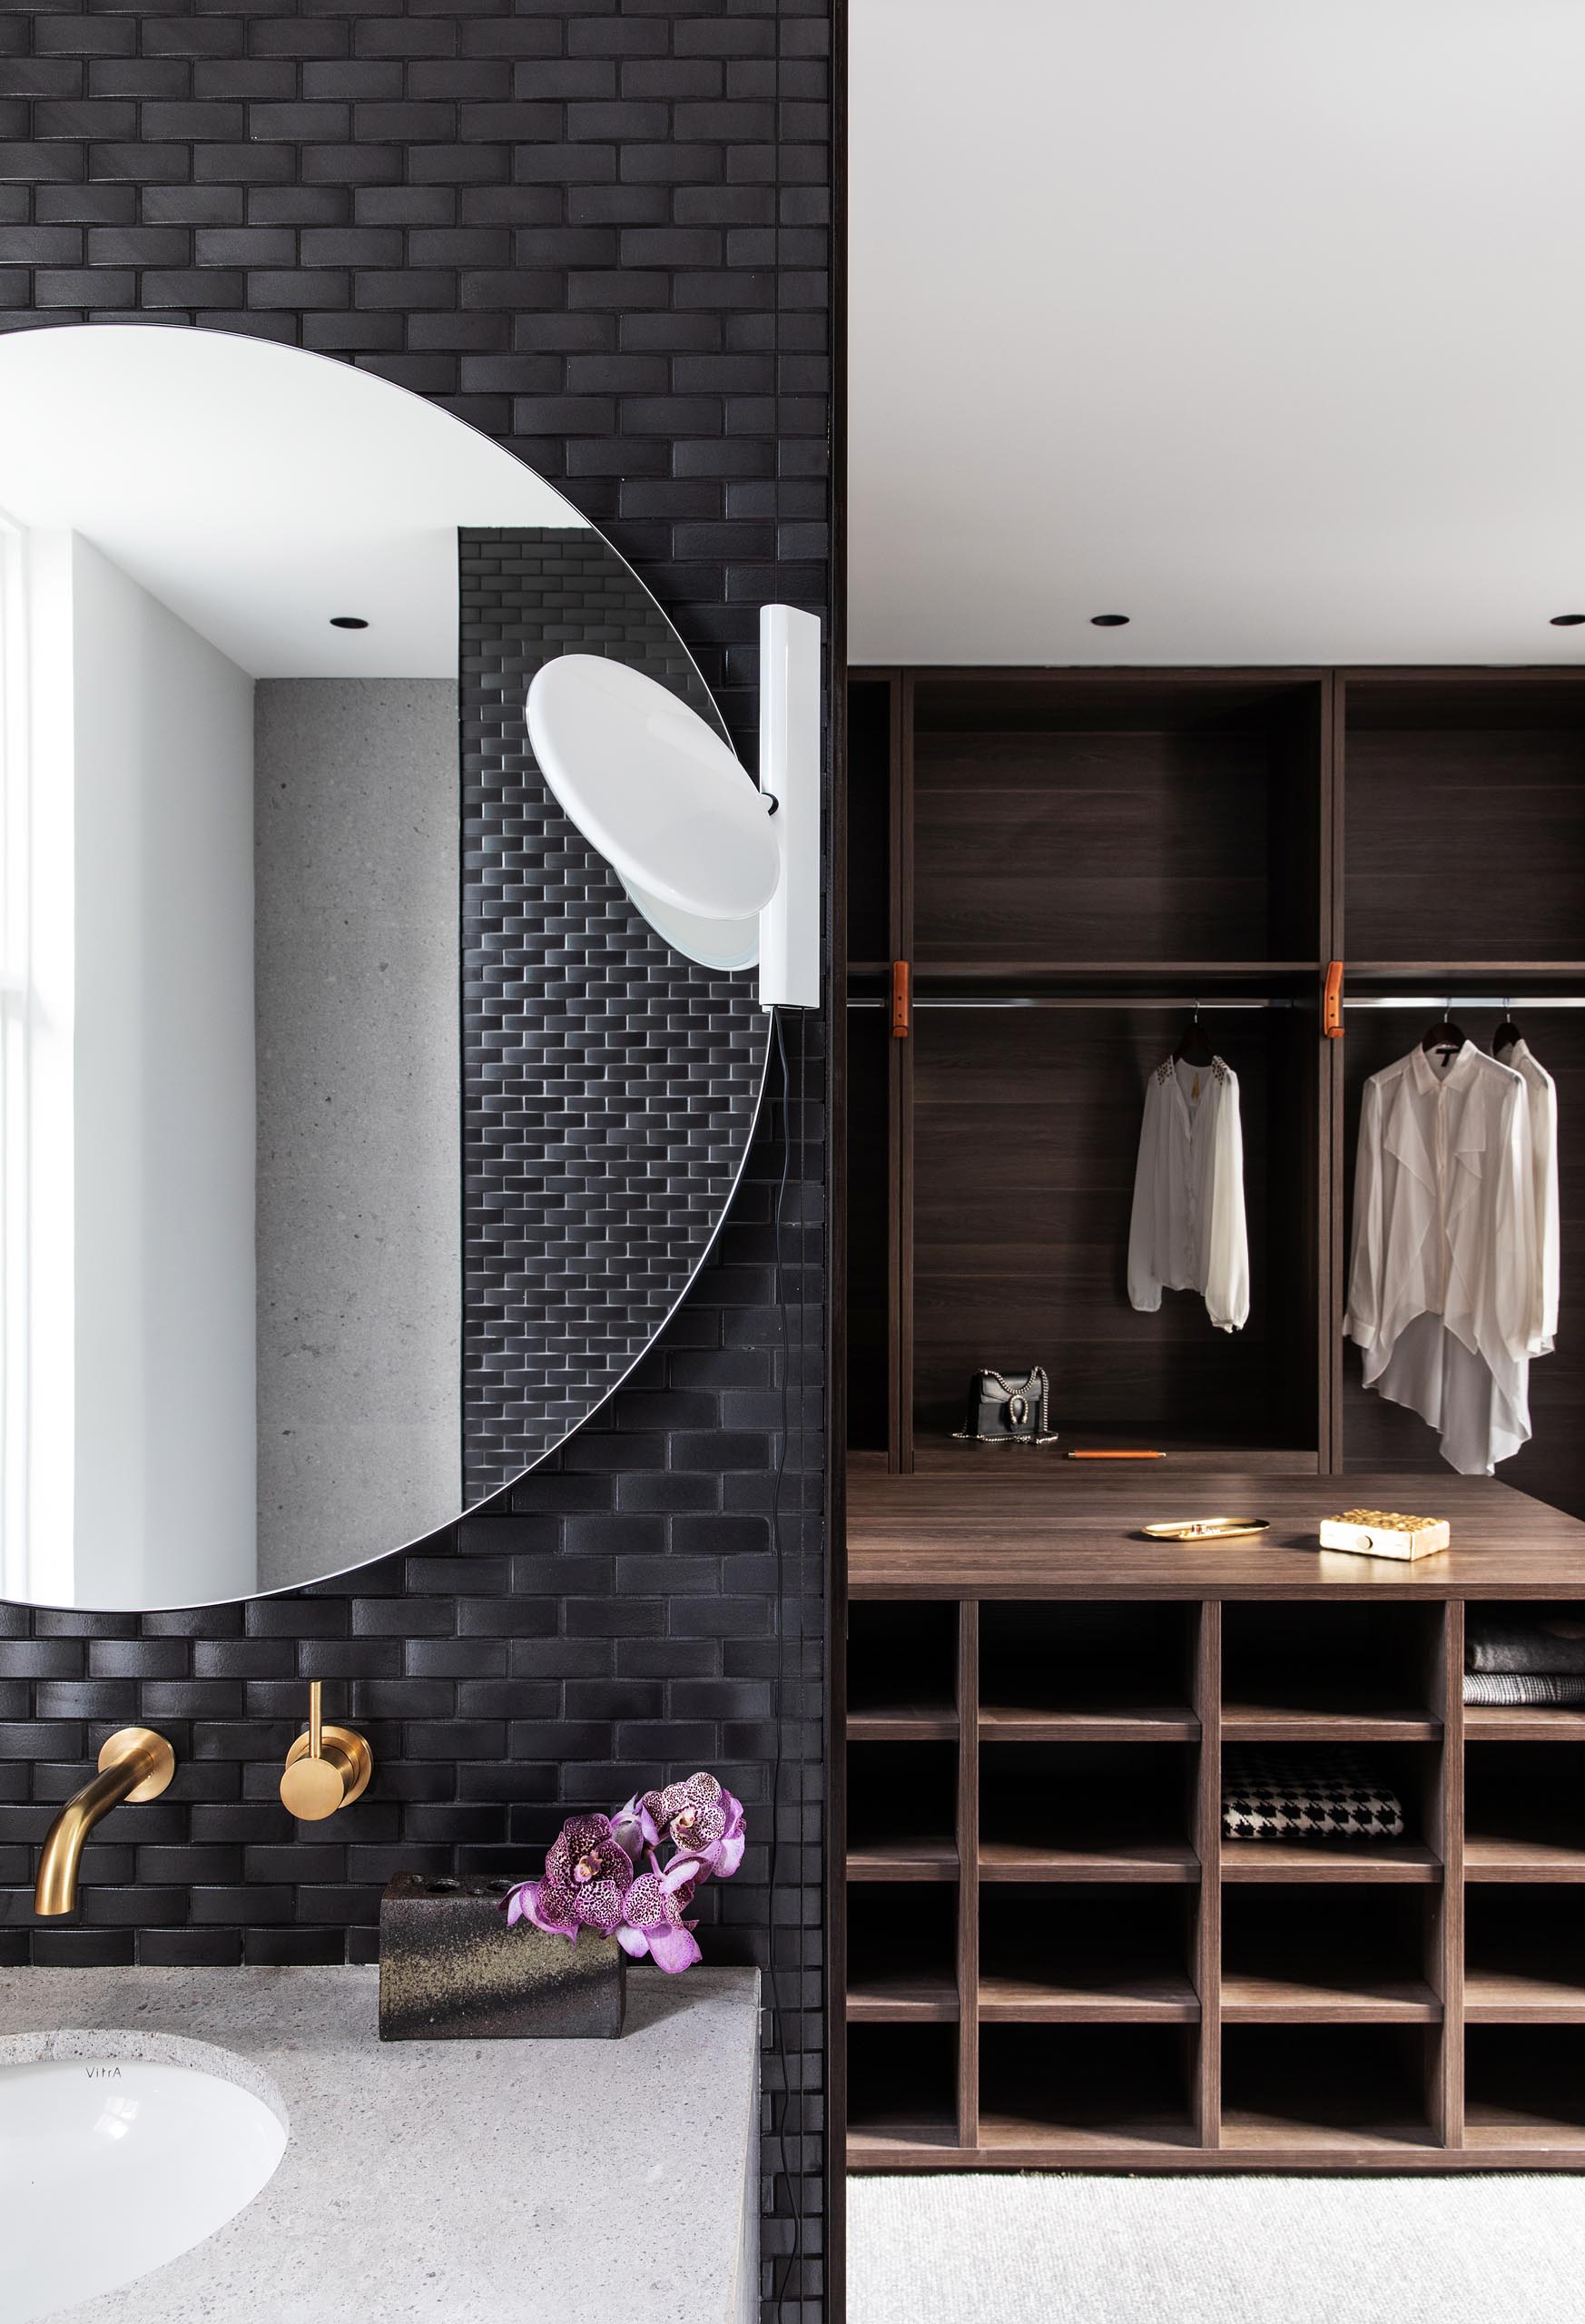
1128 1055 1249 1334
1345 1041 1537 1475
1501 1036 1560 1357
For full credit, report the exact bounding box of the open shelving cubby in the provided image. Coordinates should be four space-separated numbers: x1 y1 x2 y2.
846 1737 958 1882
1462 1598 1585 1898
847 1600 958 1738
908 994 1319 1467
847 1880 959 2024
846 2023 959 2155
1464 1739 1585 1876
907 673 1323 969
980 1885 1197 2021
1337 673 1585 1521
1220 1886 1439 2021
1220 2025 1438 2155
977 1600 1198 1742
979 1740 1199 1883
845 666 1328 1482
1464 2028 1585 2151
846 1575 1585 2167
1464 1886 1585 2019
978 2023 1200 2155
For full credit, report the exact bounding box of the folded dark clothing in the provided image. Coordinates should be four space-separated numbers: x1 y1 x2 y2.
1222 1747 1404 1844
1467 1611 1585 1676
1464 1670 1585 1707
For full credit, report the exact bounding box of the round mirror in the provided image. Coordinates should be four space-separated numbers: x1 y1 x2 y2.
0 324 768 1613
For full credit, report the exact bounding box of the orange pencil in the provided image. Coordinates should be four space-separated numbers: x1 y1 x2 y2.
1066 1449 1166 1461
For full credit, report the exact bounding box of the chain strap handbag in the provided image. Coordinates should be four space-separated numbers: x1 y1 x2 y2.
953 1366 1058 1445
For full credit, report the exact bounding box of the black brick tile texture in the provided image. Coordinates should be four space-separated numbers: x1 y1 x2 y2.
459 523 766 1499
0 9 832 2319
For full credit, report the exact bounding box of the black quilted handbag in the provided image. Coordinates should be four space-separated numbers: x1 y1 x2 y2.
953 1367 1058 1445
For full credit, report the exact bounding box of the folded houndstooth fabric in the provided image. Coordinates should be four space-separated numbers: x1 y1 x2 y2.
1221 1747 1405 1843
1463 1670 1585 1706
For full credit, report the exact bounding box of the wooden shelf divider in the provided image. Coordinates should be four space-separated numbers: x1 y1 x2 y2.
979 1705 1198 1744
1194 1600 1222 2148
1433 1600 1465 2146
848 1708 958 1741
1220 1838 1442 1884
845 1840 958 1882
957 1601 980 2151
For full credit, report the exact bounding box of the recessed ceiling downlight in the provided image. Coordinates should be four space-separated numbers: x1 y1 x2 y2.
330 615 369 629
1550 614 1585 627
1090 613 1130 627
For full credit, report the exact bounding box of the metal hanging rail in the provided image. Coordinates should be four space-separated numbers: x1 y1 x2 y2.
849 992 1585 1010
1344 995 1585 1010
846 994 1291 1011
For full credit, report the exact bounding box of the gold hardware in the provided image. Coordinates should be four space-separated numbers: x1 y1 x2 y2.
281 1680 373 1821
1139 1517 1272 1542
34 1727 176 1917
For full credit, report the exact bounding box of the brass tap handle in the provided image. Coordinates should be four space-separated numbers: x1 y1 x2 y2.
280 1681 373 1821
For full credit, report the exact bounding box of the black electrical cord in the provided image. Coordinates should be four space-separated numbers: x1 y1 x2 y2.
768 1005 809 2318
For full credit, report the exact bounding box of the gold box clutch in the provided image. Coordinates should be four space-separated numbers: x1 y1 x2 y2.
1319 1508 1450 1562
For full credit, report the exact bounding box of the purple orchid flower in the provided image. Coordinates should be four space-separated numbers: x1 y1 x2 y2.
642 1772 746 1877
616 1856 704 1974
691 1787 746 1881
502 1812 634 1942
504 1774 746 1974
609 1790 662 1865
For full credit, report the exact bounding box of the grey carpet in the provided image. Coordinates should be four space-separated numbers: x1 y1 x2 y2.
851 2172 1585 2324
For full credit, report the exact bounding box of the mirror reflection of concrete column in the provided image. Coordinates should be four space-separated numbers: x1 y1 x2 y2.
252 677 460 1596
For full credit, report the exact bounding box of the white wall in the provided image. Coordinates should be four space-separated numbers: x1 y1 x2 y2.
26 534 258 1607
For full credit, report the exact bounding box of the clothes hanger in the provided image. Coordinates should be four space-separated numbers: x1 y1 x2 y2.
1492 995 1523 1058
1173 998 1215 1069
1421 993 1468 1057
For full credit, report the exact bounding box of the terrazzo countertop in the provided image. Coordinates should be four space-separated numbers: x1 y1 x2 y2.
0 1964 760 2324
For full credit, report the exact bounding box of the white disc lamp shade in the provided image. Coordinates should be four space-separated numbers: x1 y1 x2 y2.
526 603 821 1008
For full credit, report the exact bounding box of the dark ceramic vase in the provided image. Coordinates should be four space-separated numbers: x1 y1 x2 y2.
378 1872 626 2040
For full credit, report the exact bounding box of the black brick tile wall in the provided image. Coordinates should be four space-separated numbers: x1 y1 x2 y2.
458 523 769 1499
0 11 832 2319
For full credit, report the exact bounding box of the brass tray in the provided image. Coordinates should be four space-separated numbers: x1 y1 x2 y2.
1139 1516 1271 1542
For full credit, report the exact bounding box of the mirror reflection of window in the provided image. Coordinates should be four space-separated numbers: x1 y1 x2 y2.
0 512 29 1602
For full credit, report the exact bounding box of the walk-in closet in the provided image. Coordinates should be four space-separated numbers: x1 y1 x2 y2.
838 666 1585 2174
848 667 1585 1514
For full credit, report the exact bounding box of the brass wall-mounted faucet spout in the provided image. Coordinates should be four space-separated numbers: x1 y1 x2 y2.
34 1728 176 1916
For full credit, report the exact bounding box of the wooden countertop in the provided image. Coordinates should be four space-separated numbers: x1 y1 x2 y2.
847 1453 1585 1597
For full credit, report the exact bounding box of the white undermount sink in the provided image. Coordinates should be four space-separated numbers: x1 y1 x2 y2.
0 2044 287 2321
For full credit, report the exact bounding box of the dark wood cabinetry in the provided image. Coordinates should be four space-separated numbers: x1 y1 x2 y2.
845 1470 1585 2170
848 664 1585 1499
840 664 1585 2175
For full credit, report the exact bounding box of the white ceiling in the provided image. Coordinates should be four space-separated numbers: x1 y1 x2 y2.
849 1 1585 666
0 325 582 677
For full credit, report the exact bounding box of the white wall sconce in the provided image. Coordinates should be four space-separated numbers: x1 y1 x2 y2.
526 602 820 1010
